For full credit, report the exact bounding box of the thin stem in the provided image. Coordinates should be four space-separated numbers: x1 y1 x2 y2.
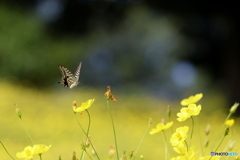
80 110 92 160
209 135 226 160
168 117 174 134
189 116 194 147
84 149 92 159
106 100 119 160
184 140 189 152
196 117 203 155
214 135 226 152
39 154 42 160
74 113 100 160
132 122 151 160
20 118 35 145
80 147 93 160
211 113 231 150
162 131 169 160
86 110 91 137
0 141 15 160
80 146 85 160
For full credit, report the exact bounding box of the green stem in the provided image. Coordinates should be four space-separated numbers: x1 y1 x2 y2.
196 117 203 155
168 117 174 134
162 131 169 160
106 100 119 160
184 140 189 152
209 135 226 160
0 141 15 160
80 147 93 160
80 110 92 160
39 154 42 160
86 110 91 137
80 146 85 160
189 116 194 147
214 135 226 152
132 122 151 160
74 113 100 160
84 149 92 159
20 118 35 145
211 113 231 150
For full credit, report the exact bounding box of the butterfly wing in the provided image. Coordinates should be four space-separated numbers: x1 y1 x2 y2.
58 65 76 87
74 62 82 81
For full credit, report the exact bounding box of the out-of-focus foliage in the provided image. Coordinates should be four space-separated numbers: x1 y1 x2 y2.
1 1 240 111
0 4 91 87
0 4 204 98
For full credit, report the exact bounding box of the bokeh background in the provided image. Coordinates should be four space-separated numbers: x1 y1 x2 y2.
0 0 239 159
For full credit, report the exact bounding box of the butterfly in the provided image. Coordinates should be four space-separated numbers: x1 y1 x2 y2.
58 62 82 89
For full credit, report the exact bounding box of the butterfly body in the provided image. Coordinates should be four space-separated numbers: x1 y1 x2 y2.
58 62 82 89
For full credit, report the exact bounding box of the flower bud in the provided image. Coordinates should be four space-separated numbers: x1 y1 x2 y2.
205 124 211 136
148 118 153 124
230 103 239 114
167 105 172 118
224 127 230 136
204 138 210 148
228 141 236 151
108 146 116 158
129 151 134 158
71 151 78 160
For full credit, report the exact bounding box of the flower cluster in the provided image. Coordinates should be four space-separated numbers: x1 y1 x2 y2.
6 87 238 160
177 93 202 122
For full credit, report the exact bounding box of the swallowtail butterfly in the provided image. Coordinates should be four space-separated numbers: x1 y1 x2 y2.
58 62 82 89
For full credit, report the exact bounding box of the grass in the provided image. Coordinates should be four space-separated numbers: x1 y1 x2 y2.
0 80 239 160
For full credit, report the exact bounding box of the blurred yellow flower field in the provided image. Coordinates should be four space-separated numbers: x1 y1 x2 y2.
0 80 240 160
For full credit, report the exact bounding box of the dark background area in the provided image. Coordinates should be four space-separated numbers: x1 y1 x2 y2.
0 0 239 114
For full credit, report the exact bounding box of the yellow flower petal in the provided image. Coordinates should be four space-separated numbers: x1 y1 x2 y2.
170 126 189 146
73 99 95 113
177 104 201 122
16 146 34 159
149 121 173 135
33 144 51 155
173 143 187 155
188 104 201 116
180 93 203 106
225 119 234 127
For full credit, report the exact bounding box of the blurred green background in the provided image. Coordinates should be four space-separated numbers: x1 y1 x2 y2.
0 1 240 159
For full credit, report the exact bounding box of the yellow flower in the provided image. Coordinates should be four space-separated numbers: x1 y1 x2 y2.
73 99 95 113
33 144 51 155
170 126 189 146
16 144 51 159
171 147 197 160
16 146 34 160
177 104 201 122
180 93 203 106
225 119 234 127
173 143 187 155
149 121 173 135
